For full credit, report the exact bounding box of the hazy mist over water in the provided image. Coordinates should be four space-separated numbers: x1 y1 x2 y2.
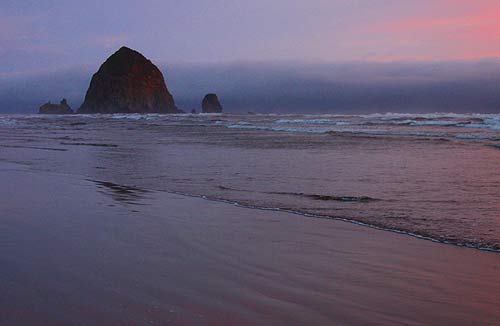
2 60 500 114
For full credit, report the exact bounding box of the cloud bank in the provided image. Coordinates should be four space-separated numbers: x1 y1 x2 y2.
1 60 500 114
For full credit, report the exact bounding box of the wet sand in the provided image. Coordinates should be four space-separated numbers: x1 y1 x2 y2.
1 163 499 325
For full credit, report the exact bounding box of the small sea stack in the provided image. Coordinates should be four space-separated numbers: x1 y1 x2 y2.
78 46 179 114
201 93 223 113
39 99 73 114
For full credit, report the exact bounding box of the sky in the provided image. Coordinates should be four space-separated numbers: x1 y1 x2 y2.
1 0 500 113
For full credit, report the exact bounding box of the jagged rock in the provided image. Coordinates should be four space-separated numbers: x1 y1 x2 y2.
39 99 73 114
78 46 179 114
201 94 223 113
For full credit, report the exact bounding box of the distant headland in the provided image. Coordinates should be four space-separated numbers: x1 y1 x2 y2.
39 46 223 114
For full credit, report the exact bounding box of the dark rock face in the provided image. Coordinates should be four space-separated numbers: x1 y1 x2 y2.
201 94 223 113
39 99 73 114
78 47 178 114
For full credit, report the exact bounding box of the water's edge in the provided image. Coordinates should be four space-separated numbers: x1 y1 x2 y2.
88 178 500 254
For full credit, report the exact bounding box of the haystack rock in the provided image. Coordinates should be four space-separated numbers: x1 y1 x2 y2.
78 46 179 114
201 94 223 113
39 99 73 114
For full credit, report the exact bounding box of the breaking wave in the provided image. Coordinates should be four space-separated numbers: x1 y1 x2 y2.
273 114 500 131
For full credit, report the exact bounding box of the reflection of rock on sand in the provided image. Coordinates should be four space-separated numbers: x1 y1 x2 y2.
89 179 150 205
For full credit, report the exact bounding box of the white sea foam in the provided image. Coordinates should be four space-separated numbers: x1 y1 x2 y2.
275 119 355 125
110 114 151 120
454 134 500 140
226 124 329 134
273 113 500 131
0 116 17 126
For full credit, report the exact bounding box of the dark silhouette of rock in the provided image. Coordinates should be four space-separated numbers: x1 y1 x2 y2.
39 99 73 114
191 109 196 114
201 94 223 113
78 46 179 114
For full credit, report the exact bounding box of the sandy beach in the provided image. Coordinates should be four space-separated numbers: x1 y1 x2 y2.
1 162 499 325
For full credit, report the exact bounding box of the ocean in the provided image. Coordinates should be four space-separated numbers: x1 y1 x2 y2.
1 112 499 251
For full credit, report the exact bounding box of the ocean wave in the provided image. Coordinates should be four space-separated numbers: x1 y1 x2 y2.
275 119 355 126
226 124 329 134
360 112 500 120
0 117 18 126
272 192 377 202
272 113 500 132
216 185 377 202
327 129 450 138
227 124 451 137
166 187 500 252
110 113 163 120
462 121 500 131
328 129 497 140
60 142 118 147
226 123 500 141
454 134 500 140
401 120 459 126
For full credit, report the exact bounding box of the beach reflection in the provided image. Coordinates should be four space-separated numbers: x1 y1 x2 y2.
90 179 150 205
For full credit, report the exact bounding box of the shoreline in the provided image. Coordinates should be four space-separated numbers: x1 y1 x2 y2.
84 175 500 254
157 187 500 254
1 162 499 325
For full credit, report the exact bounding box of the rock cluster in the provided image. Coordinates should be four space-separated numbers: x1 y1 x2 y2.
41 47 228 114
39 99 73 114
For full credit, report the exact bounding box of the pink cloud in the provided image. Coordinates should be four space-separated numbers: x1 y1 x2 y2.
358 0 500 60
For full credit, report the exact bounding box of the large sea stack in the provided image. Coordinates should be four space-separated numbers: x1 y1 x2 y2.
201 93 223 113
39 99 73 114
78 47 178 114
